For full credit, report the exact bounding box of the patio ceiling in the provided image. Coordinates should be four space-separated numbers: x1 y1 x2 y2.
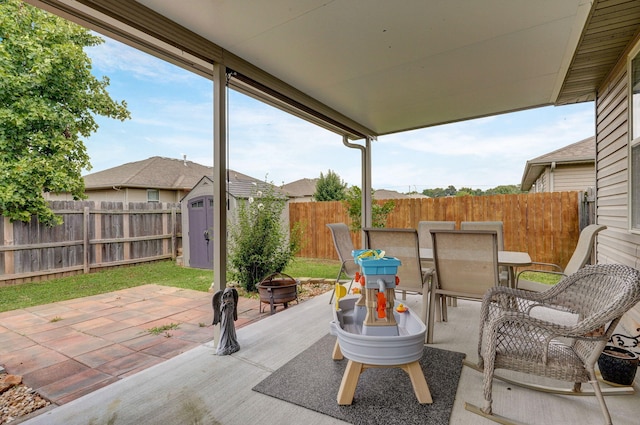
29 0 640 140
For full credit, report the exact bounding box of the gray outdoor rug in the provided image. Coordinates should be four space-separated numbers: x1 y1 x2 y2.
252 334 466 425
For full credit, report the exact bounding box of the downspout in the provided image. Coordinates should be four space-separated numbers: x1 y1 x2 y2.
342 135 373 247
550 161 556 192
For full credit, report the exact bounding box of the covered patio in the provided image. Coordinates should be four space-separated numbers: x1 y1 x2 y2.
19 291 640 425
14 1 640 424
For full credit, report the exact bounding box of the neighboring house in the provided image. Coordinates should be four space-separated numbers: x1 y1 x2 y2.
47 156 212 203
47 156 268 205
281 178 318 202
374 189 409 200
521 137 595 193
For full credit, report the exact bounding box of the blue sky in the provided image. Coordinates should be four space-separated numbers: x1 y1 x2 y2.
85 36 595 193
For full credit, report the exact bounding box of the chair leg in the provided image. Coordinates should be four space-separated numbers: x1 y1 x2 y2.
588 370 613 425
426 286 437 344
329 268 345 304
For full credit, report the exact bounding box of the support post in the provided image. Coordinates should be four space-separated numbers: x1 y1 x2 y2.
212 63 228 346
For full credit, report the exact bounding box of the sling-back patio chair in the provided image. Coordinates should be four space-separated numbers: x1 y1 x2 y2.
363 227 430 326
467 263 640 425
427 229 500 344
460 221 509 285
326 223 359 304
417 220 456 273
516 224 607 292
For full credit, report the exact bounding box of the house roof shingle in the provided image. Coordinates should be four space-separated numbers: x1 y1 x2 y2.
280 178 318 198
83 156 277 198
520 136 596 191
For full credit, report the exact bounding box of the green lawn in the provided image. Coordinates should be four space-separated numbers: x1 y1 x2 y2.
0 258 341 313
0 258 559 313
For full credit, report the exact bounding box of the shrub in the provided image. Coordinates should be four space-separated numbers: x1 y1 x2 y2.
228 185 303 292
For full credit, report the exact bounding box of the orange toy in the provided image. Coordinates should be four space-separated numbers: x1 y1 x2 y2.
377 291 387 319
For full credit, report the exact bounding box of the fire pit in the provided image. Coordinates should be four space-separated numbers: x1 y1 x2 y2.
256 272 300 315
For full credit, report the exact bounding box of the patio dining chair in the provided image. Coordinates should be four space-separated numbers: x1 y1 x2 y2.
515 224 606 292
326 223 359 304
467 263 640 425
363 227 430 326
460 221 509 285
427 229 499 344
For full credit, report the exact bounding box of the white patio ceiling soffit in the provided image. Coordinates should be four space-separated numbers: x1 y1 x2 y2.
134 0 593 135
29 0 634 138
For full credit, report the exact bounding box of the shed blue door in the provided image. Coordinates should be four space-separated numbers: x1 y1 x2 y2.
188 196 213 269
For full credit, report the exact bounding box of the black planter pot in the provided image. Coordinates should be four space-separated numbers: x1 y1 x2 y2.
598 345 639 385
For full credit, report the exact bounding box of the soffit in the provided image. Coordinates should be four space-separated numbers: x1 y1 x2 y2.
30 1 636 138
134 0 592 136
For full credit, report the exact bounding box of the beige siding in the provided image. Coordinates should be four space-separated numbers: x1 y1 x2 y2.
596 53 640 331
551 164 594 192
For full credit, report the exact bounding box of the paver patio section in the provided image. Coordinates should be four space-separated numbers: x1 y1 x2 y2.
0 284 270 405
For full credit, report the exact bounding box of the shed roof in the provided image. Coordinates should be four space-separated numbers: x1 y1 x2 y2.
520 136 595 191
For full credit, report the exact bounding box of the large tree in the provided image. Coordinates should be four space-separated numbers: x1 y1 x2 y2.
0 0 130 225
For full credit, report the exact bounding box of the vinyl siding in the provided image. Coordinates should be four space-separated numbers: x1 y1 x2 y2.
551 164 594 192
595 48 640 331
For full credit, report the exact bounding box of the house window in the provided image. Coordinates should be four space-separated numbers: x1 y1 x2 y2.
147 189 159 203
631 48 640 229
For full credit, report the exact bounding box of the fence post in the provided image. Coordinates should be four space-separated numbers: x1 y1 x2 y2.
83 207 90 273
3 217 14 276
171 206 177 260
123 203 130 261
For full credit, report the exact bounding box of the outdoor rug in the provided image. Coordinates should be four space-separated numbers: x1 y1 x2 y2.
252 334 467 425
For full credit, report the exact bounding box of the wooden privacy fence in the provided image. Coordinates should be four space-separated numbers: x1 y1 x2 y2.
290 192 584 270
0 201 182 286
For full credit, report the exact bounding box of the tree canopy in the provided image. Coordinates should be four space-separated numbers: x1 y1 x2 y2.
0 0 130 225
314 169 347 201
422 184 522 198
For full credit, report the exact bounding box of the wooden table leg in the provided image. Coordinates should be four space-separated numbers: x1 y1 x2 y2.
402 361 433 404
337 360 363 405
332 340 343 360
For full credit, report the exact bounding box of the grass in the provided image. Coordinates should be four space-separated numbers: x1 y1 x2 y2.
0 258 341 313
0 257 558 313
517 271 564 286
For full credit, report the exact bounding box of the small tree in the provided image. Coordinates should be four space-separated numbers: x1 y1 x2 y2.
343 186 395 232
228 185 303 292
314 169 347 201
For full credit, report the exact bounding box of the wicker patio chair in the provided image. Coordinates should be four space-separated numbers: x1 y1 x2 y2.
516 224 606 292
468 263 640 425
363 227 430 326
326 223 359 304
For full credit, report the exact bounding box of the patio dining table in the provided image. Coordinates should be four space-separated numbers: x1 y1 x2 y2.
419 248 532 288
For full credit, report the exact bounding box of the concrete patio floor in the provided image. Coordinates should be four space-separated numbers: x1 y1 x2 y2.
6 289 640 425
0 284 271 406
